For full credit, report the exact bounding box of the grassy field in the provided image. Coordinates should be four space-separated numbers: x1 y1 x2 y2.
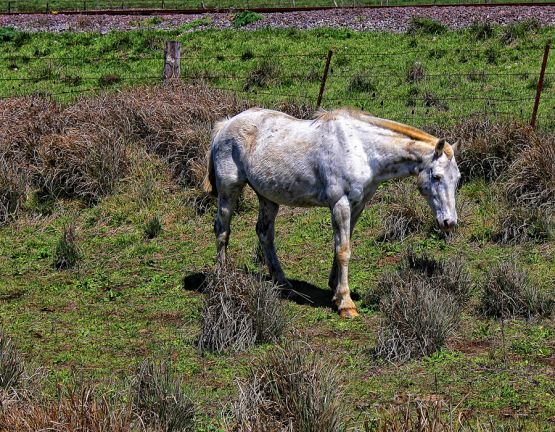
1 0 554 14
1 21 554 127
0 23 554 431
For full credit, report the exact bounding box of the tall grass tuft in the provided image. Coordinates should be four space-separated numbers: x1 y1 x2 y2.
480 261 554 319
0 328 24 395
230 341 347 432
53 223 80 270
243 59 280 91
198 264 285 353
144 215 162 239
407 17 447 35
132 360 195 432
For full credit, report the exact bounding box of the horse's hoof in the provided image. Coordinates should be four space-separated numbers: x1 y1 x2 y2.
339 308 359 319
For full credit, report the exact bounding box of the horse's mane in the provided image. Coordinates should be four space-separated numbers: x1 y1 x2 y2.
314 108 453 159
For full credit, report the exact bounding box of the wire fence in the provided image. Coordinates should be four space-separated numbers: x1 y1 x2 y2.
0 41 553 128
1 0 554 13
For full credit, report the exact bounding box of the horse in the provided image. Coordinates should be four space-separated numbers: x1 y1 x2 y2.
204 107 461 318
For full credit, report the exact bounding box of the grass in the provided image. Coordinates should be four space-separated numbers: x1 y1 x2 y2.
0 25 553 126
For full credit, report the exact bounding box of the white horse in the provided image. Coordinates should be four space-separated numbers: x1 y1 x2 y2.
204 108 461 318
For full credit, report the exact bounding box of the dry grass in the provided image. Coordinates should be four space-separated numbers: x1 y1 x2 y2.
427 118 533 183
479 261 554 320
53 222 80 270
0 83 248 223
132 360 195 432
228 341 347 432
494 205 552 244
197 264 286 353
0 327 25 407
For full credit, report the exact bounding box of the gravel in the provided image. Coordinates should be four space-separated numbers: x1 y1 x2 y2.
0 5 554 33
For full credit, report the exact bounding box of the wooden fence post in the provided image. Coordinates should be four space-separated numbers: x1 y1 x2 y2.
316 50 333 109
530 42 550 128
163 41 181 82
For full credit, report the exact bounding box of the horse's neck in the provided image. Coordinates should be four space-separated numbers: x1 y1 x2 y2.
366 136 430 182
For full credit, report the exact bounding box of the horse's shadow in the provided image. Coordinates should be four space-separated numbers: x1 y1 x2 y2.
182 272 359 308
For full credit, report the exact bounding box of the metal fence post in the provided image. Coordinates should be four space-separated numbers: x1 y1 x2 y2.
530 42 550 128
163 41 181 82
316 50 333 109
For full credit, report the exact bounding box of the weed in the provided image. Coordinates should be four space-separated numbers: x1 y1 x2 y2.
233 11 263 28
53 223 80 270
0 327 24 393
241 48 254 61
144 215 162 239
485 46 498 65
469 21 495 40
230 341 347 431
407 17 447 35
422 91 448 111
132 360 195 432
99 73 121 87
347 73 376 93
494 206 552 244
406 60 426 83
180 17 212 32
243 59 280 91
0 27 17 42
500 19 540 44
504 135 555 209
480 261 554 319
197 264 285 353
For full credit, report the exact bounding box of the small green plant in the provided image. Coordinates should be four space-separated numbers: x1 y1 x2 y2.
241 48 254 61
347 73 376 93
243 59 280 91
232 11 263 28
500 19 540 44
0 27 17 42
407 17 447 35
144 215 162 239
180 17 212 32
132 360 195 432
469 21 495 40
53 223 80 270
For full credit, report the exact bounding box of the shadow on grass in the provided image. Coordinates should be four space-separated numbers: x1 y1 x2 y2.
182 272 359 309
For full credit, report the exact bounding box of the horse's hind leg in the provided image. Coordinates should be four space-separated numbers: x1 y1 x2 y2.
256 195 288 286
215 184 243 265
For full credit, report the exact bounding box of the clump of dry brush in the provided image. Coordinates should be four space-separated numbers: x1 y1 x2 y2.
228 341 347 432
197 263 286 353
479 260 554 320
365 249 472 362
0 83 248 222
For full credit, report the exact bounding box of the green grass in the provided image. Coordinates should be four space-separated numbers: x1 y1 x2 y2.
1 159 554 428
0 25 553 127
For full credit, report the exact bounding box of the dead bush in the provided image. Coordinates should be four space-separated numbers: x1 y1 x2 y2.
0 384 138 432
375 277 460 362
504 136 555 209
364 249 472 308
132 360 195 432
494 205 552 244
426 118 534 183
0 328 25 406
53 223 80 270
0 155 26 224
378 180 431 241
480 261 554 319
230 341 347 432
197 264 285 353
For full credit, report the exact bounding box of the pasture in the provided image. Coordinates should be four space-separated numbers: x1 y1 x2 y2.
0 21 554 431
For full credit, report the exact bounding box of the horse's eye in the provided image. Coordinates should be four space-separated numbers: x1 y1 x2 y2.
432 174 442 181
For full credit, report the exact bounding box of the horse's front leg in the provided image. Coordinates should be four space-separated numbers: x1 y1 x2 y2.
331 196 358 318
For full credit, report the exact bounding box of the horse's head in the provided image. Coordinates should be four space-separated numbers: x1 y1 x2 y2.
417 139 461 232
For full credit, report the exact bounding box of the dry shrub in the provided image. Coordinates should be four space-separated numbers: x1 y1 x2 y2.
504 136 555 209
426 118 533 183
494 205 552 244
0 327 25 407
377 180 431 241
197 264 285 353
132 360 195 432
53 223 80 270
229 342 347 432
0 155 26 224
369 250 467 362
406 60 426 84
480 261 554 319
0 384 138 432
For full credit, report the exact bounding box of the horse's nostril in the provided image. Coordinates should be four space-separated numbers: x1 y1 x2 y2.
443 219 449 228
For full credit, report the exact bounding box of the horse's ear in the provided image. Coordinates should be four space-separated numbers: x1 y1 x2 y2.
434 139 446 158
451 141 463 156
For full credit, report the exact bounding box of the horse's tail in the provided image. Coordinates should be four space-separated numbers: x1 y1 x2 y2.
202 119 228 197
